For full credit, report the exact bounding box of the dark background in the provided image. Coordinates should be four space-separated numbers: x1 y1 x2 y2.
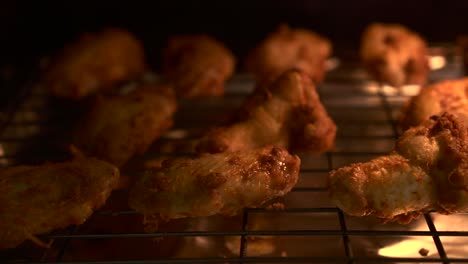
3 0 468 65
2 0 468 105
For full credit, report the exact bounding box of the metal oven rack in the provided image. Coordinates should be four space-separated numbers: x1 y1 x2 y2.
1 48 468 264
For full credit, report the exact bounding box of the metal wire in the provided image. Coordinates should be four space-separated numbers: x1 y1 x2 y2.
1 54 468 263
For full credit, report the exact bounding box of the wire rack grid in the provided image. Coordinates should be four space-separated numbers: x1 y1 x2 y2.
1 50 468 264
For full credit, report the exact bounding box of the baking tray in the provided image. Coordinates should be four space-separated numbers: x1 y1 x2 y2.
1 45 468 264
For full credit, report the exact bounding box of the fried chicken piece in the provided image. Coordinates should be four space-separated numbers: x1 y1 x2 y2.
328 113 468 224
162 35 235 98
245 24 332 84
0 155 119 249
129 146 300 225
195 69 336 154
74 84 177 167
361 23 429 87
45 28 146 100
400 78 468 130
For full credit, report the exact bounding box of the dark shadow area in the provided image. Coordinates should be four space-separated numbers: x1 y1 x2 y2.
3 0 468 63
1 0 468 109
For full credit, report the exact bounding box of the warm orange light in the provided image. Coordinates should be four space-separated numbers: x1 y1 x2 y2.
428 55 446 70
399 85 421 96
225 236 275 256
362 82 421 96
378 238 435 258
379 214 468 258
163 129 189 139
325 57 340 71
0 144 5 166
362 82 380 94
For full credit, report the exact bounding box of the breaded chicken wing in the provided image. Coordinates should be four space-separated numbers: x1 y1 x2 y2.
129 146 300 227
400 78 468 130
195 69 336 154
162 35 235 98
74 84 177 167
245 24 332 84
45 28 146 100
0 155 119 249
361 23 429 87
328 113 468 224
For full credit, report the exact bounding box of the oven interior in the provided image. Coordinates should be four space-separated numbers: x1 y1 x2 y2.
1 2 468 263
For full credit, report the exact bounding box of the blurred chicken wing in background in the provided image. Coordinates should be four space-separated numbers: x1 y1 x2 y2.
245 24 331 85
44 28 146 100
73 83 177 167
361 23 429 87
162 35 235 98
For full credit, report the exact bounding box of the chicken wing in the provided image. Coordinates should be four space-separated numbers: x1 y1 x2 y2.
129 146 300 228
361 23 429 87
245 24 332 84
400 78 468 130
73 83 177 167
162 35 235 98
0 155 119 249
195 69 336 154
328 113 468 224
45 28 146 100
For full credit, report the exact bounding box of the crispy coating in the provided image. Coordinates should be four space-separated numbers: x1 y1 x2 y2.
74 84 177 167
129 146 300 223
0 156 119 249
45 28 146 100
245 24 332 84
328 113 468 224
400 78 468 130
195 69 336 154
162 35 235 98
361 23 429 87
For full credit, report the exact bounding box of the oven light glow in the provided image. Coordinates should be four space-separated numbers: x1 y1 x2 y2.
428 55 446 70
325 57 340 71
0 144 6 166
194 236 212 248
362 82 380 94
163 129 189 139
379 214 468 259
399 84 421 96
381 84 399 96
362 83 421 96
378 238 435 258
430 214 468 258
225 236 275 256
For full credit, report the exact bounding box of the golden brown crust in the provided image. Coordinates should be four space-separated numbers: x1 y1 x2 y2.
400 78 468 130
45 28 146 100
360 23 429 87
246 24 331 84
162 35 235 98
73 84 177 167
328 113 468 224
0 157 119 249
195 69 336 154
129 146 300 223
